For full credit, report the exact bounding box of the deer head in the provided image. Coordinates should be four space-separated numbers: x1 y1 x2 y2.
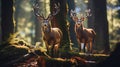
70 9 83 28
70 9 91 28
33 3 60 32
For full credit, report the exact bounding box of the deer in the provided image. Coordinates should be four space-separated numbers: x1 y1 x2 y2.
33 3 63 57
70 9 96 53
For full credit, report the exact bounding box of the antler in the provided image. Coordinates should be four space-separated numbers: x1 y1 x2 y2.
80 9 92 21
70 9 78 22
70 9 92 22
53 3 60 16
33 2 60 21
70 10 76 17
85 9 92 17
47 3 60 20
33 2 45 20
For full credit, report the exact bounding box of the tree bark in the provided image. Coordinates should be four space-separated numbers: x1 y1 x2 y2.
0 1 1 44
1 0 14 43
67 0 79 48
34 0 42 43
117 0 120 18
88 0 110 53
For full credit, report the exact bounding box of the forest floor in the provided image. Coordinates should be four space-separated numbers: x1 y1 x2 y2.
0 43 109 67
0 37 109 67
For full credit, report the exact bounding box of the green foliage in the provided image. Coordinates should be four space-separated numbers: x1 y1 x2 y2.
107 0 120 51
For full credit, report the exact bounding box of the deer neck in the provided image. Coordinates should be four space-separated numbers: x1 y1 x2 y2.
76 24 84 31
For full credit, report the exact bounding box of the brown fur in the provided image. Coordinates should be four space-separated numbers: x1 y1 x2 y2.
33 3 62 57
70 9 96 53
75 23 96 52
43 26 63 57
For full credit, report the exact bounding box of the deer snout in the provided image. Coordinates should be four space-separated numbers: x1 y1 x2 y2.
44 24 47 27
78 22 81 25
77 22 81 25
43 23 48 28
77 19 82 25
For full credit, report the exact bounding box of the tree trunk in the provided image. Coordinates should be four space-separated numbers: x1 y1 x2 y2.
1 0 14 43
14 0 22 32
67 0 79 48
88 0 110 53
0 1 1 44
50 0 59 27
34 0 45 48
50 0 71 51
34 0 42 43
118 0 120 18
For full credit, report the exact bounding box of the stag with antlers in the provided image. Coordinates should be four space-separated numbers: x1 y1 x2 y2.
33 3 62 57
70 9 96 53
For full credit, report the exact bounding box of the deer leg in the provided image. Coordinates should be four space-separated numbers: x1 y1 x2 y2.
51 45 55 57
83 43 86 53
89 41 93 53
49 40 55 57
54 44 59 57
79 44 81 52
45 41 50 55
77 39 81 52
86 43 89 53
47 45 50 54
84 42 88 53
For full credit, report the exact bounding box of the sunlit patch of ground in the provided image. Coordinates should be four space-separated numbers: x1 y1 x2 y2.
79 52 109 56
92 54 109 57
